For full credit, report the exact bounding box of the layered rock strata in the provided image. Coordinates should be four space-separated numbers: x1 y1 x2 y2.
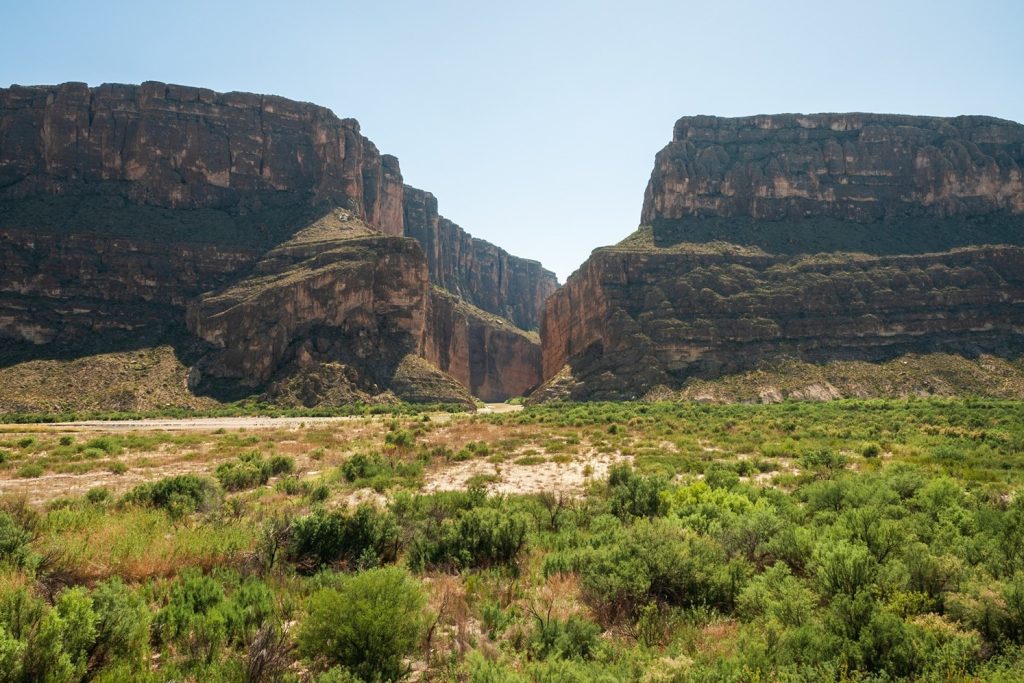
403 187 558 330
542 113 1024 400
643 114 1024 254
0 82 552 404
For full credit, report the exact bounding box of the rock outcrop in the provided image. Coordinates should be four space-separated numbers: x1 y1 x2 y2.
642 114 1024 254
0 82 552 405
403 187 558 330
542 113 1024 400
0 81 405 235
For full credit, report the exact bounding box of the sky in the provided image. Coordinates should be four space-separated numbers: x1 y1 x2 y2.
2 0 1023 282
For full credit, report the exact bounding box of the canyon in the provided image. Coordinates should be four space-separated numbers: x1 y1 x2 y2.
2 87 1023 410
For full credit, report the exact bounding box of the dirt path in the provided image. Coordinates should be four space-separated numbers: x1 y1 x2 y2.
0 404 522 433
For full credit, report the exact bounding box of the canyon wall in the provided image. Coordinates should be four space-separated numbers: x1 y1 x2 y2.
0 82 551 403
642 113 1024 254
0 81 405 234
403 186 558 330
542 114 1024 400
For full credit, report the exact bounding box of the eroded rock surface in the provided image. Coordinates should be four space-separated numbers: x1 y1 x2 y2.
0 82 551 405
643 114 1024 254
542 113 1024 401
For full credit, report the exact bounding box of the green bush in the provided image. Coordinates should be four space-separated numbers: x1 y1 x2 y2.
578 517 739 623
530 613 602 660
289 505 399 571
91 578 151 670
0 512 32 567
607 465 667 519
297 567 426 682
408 506 528 571
123 475 221 516
214 451 294 492
341 453 390 483
16 464 43 479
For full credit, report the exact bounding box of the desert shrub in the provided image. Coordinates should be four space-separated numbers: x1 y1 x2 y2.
22 587 98 683
801 448 847 474
665 480 753 534
297 567 426 682
15 464 42 479
289 505 399 571
384 429 414 450
737 562 817 628
704 464 740 490
0 512 32 567
267 454 295 476
814 540 879 598
407 506 528 571
530 613 602 660
861 442 882 458
215 451 292 491
606 465 667 519
215 460 266 491
123 475 221 516
84 489 110 505
83 436 122 456
578 517 738 623
340 453 390 483
91 577 151 670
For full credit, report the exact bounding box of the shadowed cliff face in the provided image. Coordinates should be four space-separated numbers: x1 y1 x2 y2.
403 186 558 330
0 82 552 405
542 113 1024 401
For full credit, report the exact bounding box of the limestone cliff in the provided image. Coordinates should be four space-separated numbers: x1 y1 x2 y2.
403 186 558 330
642 114 1024 254
542 113 1024 401
0 82 552 406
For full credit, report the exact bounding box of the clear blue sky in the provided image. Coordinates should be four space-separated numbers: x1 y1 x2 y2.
3 0 1022 281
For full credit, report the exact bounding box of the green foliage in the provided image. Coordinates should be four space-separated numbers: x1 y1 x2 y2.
607 464 667 519
408 504 528 571
297 567 426 682
530 613 602 660
289 504 400 571
123 474 221 516
215 451 295 491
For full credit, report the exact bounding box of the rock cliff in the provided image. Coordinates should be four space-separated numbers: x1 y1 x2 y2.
542 113 1024 400
0 82 552 406
642 113 1024 254
403 186 558 330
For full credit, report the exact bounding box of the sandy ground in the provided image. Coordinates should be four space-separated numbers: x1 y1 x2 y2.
423 449 631 496
0 404 520 433
0 405 546 503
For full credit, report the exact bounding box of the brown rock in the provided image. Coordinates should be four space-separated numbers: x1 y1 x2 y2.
642 114 1024 254
542 236 1024 400
403 186 558 330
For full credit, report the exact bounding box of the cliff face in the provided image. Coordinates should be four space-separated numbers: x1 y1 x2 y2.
0 82 551 405
542 113 1024 400
187 212 543 404
403 186 558 330
0 81 405 234
425 289 543 401
642 114 1024 254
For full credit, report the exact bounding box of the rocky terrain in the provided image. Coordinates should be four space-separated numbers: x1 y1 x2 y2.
541 114 1024 400
0 82 555 409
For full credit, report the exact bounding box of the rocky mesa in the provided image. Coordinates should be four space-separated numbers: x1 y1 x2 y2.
0 82 555 409
541 114 1024 401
